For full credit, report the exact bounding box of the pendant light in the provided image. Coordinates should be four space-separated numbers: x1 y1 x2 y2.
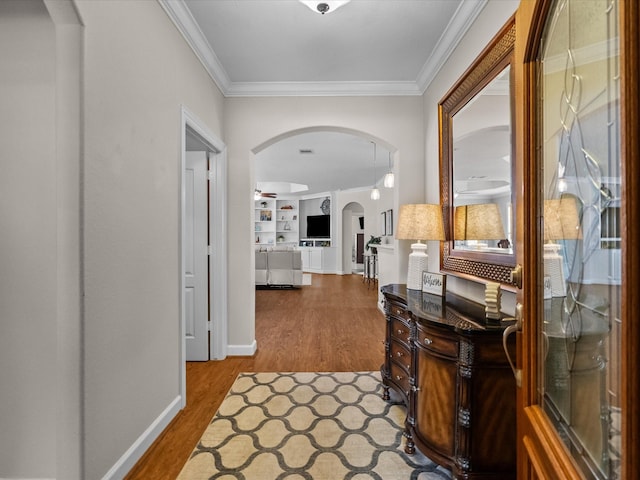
383 151 395 188
370 142 380 200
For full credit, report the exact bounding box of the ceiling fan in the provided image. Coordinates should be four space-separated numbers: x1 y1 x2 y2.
254 189 277 199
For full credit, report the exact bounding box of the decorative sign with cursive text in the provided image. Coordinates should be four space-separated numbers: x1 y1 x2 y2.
422 271 445 296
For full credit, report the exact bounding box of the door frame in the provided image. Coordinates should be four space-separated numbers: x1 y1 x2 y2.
515 1 640 478
180 106 228 406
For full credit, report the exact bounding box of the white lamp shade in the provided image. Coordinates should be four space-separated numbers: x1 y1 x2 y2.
370 187 380 200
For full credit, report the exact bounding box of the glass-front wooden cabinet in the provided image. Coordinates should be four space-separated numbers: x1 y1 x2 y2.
515 1 638 479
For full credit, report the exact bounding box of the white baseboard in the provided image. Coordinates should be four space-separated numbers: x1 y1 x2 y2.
227 340 257 356
101 395 182 480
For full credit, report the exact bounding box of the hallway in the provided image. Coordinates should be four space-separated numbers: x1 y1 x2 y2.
126 274 385 479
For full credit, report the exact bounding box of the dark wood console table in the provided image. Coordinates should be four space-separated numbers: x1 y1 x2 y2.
380 284 517 479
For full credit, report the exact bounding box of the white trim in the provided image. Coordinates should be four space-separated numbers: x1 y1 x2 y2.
158 0 486 97
227 340 258 356
180 106 228 406
158 0 230 93
225 81 422 97
100 396 182 480
416 0 488 93
209 149 228 360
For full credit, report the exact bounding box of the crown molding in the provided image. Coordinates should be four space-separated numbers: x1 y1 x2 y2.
158 0 231 93
158 0 485 97
416 0 488 94
226 81 422 97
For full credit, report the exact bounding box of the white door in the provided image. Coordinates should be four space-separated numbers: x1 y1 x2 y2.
184 151 209 361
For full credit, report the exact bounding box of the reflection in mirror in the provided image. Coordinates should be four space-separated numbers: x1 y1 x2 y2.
538 0 621 477
453 66 512 254
439 16 516 285
454 203 507 250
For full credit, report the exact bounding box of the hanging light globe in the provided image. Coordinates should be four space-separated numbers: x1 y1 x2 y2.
383 152 394 188
383 172 395 188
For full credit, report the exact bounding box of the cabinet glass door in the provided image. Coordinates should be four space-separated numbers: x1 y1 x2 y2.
538 0 621 477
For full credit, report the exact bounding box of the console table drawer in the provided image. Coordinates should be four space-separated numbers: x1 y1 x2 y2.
387 301 410 321
391 318 411 345
389 361 411 395
416 325 457 358
390 340 412 372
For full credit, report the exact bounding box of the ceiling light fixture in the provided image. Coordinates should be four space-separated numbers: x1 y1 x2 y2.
370 142 380 200
299 0 351 15
383 151 395 188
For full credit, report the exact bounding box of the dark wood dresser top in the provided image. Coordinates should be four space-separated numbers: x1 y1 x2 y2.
380 283 515 334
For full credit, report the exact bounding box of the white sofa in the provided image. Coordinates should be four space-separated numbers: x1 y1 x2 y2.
255 248 303 287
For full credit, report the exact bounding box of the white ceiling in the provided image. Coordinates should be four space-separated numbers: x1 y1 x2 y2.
171 0 495 196
255 131 392 196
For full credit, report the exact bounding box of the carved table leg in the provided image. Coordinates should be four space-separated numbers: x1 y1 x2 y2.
404 429 415 454
382 384 390 401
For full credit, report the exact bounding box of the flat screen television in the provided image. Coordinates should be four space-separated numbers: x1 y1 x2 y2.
306 215 330 238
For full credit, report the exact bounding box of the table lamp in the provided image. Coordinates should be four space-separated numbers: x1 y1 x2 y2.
454 203 505 246
396 204 444 290
543 196 581 297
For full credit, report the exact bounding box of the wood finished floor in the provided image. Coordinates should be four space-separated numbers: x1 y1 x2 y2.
124 273 384 480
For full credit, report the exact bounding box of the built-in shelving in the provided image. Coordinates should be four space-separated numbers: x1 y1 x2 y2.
254 198 299 248
275 199 299 246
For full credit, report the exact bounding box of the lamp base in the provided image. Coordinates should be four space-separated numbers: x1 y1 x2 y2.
407 242 428 290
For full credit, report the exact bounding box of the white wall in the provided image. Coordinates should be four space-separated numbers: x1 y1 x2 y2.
0 2 57 477
225 96 423 350
422 0 519 304
78 1 225 478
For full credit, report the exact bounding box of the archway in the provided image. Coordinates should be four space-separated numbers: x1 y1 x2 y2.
342 202 365 274
252 126 396 276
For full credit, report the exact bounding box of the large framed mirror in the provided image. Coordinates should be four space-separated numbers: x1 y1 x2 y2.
439 16 516 285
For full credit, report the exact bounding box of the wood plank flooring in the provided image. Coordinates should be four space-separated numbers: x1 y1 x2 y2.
124 273 385 480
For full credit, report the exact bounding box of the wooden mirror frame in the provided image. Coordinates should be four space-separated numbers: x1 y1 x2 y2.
439 16 517 286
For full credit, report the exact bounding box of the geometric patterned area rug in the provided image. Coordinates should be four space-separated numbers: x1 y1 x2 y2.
177 371 452 479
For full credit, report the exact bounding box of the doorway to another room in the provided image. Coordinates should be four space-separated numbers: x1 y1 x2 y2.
343 202 365 275
180 108 228 405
